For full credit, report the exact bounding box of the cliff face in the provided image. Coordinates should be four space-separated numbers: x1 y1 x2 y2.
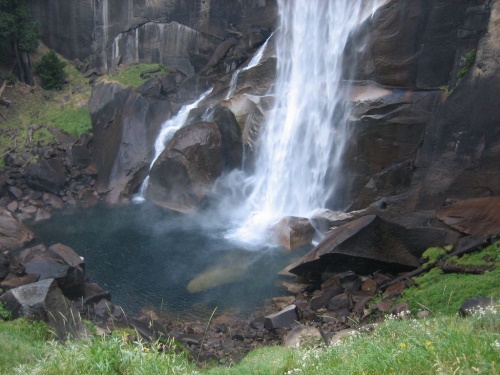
32 0 500 217
28 0 278 75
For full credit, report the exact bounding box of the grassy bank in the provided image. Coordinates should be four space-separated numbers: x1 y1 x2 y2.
1 303 498 375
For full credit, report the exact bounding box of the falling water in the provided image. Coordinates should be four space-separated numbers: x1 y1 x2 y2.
227 0 382 244
225 33 274 100
133 89 212 202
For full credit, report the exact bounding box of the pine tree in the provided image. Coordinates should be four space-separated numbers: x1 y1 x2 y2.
0 0 40 85
36 51 66 90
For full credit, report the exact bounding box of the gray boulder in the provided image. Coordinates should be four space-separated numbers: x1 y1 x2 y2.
264 305 298 330
0 278 89 340
19 243 85 299
147 122 222 211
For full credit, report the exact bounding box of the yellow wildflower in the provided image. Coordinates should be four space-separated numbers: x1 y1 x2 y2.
401 343 407 349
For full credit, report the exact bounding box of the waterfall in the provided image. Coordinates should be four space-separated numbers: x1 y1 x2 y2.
133 89 213 202
226 0 382 245
225 33 274 100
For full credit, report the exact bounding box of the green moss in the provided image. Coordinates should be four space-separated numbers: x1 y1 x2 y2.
450 241 500 267
401 266 499 315
421 246 450 267
107 63 168 88
457 50 477 80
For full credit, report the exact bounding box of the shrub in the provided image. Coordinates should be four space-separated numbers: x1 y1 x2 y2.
36 51 66 89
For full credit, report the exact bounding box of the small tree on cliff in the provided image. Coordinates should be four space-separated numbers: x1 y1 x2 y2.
0 0 40 85
36 51 66 90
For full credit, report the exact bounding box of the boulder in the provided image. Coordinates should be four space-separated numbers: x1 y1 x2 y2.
19 243 85 299
283 325 324 348
285 215 454 280
458 296 497 316
436 197 500 236
147 122 222 210
24 158 67 195
272 216 315 250
0 278 89 340
0 209 34 251
264 305 298 330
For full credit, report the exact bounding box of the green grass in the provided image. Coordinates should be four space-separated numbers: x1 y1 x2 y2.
0 319 49 375
1 305 499 374
107 63 168 88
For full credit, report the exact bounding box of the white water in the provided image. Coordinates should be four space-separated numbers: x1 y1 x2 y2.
133 89 212 202
226 0 382 245
225 34 274 100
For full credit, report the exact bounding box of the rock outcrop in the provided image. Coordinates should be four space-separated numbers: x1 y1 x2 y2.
89 81 169 204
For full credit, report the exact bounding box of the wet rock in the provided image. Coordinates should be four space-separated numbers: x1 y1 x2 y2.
310 210 360 233
264 305 298 330
147 122 222 211
0 278 89 340
284 325 324 348
376 301 394 313
392 302 410 316
458 296 498 316
436 197 500 236
0 208 34 251
6 201 18 213
211 105 243 171
272 216 315 250
89 81 169 204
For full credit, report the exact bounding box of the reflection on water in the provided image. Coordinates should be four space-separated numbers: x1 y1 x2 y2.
29 204 311 317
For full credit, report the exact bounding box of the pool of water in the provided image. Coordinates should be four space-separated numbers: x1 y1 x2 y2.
29 203 311 317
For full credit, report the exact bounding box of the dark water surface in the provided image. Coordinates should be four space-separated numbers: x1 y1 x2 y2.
29 204 310 317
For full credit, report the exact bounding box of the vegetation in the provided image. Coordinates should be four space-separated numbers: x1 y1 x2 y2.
0 45 92 164
457 50 477 80
107 63 168 88
0 0 40 85
0 305 497 375
35 51 66 90
0 319 49 375
401 242 500 315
